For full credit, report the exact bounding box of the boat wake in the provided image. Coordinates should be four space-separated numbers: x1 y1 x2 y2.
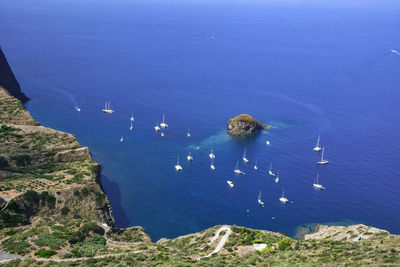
24 78 81 110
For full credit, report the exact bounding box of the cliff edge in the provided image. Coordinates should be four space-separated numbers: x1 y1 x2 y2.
0 47 29 103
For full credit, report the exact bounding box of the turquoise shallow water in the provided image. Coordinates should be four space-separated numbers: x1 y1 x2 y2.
1 0 400 240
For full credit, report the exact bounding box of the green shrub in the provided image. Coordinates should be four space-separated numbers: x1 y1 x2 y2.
23 190 39 204
80 221 104 236
39 191 56 209
278 237 293 251
72 236 106 257
61 206 70 216
35 249 57 258
2 238 30 255
32 233 65 249
0 212 24 227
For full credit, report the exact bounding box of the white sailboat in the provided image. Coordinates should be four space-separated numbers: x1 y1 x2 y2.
268 163 275 177
209 146 215 159
120 137 124 143
227 180 234 188
313 173 325 189
130 114 135 122
187 152 193 161
160 114 168 128
317 147 329 165
242 148 249 163
210 158 215 170
102 101 114 113
76 107 81 112
254 160 258 170
187 128 191 137
175 155 182 171
161 131 165 137
130 120 133 131
279 189 288 204
266 140 271 146
258 190 264 206
234 161 244 174
313 135 322 152
154 124 161 131
275 171 279 183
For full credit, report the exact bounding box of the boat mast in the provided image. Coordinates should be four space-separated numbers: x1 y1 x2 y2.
317 135 320 147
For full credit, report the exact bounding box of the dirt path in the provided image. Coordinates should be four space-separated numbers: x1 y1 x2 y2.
198 225 232 260
0 197 11 212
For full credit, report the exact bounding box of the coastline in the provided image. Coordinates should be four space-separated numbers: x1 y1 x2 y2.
1 48 399 265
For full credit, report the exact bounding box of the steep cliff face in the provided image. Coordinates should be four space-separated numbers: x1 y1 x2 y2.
0 78 114 229
0 47 29 103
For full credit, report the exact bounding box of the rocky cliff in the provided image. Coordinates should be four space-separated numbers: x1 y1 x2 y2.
0 47 29 103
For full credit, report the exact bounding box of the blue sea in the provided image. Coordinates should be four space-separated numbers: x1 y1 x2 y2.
1 0 400 240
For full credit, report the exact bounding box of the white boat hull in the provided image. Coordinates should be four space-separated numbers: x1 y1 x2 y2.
102 109 114 114
187 156 193 161
210 165 215 170
258 200 264 205
275 178 279 183
269 171 275 177
242 157 249 163
313 183 325 189
313 146 322 152
160 123 168 128
175 165 182 171
234 170 244 174
227 181 234 187
209 154 215 159
317 160 329 165
254 166 258 170
279 197 288 204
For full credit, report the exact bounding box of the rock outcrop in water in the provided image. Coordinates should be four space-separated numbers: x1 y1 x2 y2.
0 47 29 103
227 114 271 136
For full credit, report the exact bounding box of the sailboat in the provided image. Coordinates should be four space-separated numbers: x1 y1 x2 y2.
161 131 165 137
266 140 271 146
130 114 135 122
279 189 288 204
258 190 264 206
160 114 168 128
234 161 244 174
227 180 234 188
254 160 258 170
210 158 215 170
187 152 193 161
120 137 124 143
130 120 133 131
154 124 161 131
102 101 114 114
313 135 322 152
76 107 81 112
209 146 215 159
275 171 279 183
175 155 182 171
187 128 191 137
313 173 325 189
268 163 275 177
242 149 249 163
317 147 329 164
